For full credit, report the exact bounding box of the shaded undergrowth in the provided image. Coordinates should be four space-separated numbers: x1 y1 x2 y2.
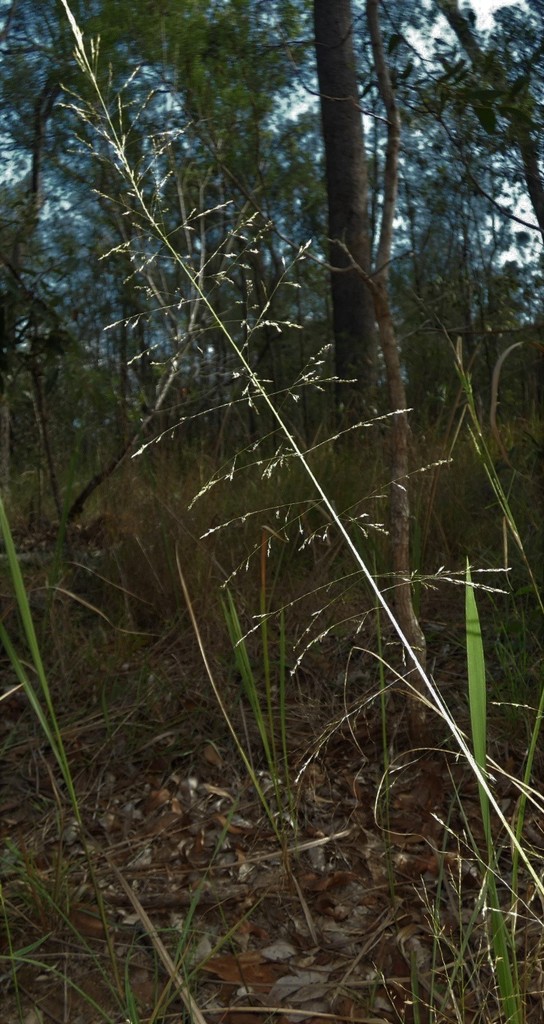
1 423 543 1023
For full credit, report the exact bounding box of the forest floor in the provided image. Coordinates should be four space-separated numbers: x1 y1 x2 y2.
2 552 543 1024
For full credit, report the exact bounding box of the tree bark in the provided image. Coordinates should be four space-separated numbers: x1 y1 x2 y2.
313 0 377 420
366 0 427 741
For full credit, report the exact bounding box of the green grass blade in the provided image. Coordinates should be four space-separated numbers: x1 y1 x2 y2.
465 562 521 1023
465 562 487 775
0 498 48 689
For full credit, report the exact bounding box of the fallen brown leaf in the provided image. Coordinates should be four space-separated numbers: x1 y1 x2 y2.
203 951 286 989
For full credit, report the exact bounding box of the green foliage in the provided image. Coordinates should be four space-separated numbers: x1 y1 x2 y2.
222 590 293 833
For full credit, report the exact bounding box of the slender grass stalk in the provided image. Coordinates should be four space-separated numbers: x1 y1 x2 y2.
222 586 293 831
374 596 398 908
423 801 461 1018
278 607 288 781
0 884 24 1023
177 554 286 844
124 969 141 1024
409 952 422 1024
466 564 521 1023
0 497 73 790
223 590 273 770
260 530 276 769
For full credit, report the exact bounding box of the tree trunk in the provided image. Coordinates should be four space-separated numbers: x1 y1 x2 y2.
313 0 377 420
366 0 427 741
374 282 427 657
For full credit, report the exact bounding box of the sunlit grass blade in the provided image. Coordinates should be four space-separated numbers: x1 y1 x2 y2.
221 589 295 833
0 497 69 786
223 590 274 769
466 563 521 1023
465 562 487 804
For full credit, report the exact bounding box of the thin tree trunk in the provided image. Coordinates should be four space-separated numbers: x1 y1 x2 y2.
313 0 377 419
366 0 427 741
374 283 426 658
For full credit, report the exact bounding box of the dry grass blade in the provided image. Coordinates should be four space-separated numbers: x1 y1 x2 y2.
106 856 209 1024
204 1007 386 1023
290 873 320 946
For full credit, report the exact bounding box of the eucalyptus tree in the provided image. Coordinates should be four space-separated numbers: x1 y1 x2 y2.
313 0 378 418
310 0 430 736
365 0 429 734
